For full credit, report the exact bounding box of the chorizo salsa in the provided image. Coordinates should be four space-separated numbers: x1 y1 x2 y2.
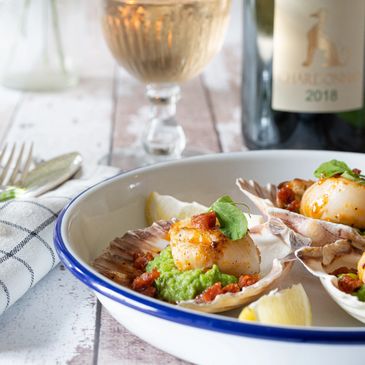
131 246 259 304
334 267 365 302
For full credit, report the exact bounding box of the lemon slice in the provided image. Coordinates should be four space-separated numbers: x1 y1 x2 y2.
239 284 312 326
145 192 207 225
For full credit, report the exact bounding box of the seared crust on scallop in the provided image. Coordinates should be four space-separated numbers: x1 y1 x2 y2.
169 218 260 277
236 178 365 248
92 217 301 313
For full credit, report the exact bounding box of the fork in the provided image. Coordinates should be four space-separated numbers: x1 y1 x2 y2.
0 142 33 188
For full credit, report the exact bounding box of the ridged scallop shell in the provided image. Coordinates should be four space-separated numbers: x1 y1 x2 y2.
236 178 365 247
295 240 365 323
93 220 171 286
93 218 310 313
236 178 365 322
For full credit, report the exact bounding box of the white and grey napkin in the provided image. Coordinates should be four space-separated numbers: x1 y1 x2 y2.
0 165 119 315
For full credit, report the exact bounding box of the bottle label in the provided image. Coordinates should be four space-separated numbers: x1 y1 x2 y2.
272 0 365 113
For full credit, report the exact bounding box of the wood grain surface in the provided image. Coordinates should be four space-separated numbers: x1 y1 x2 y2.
0 0 243 363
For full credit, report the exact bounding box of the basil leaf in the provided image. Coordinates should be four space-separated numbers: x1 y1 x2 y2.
314 160 351 178
314 159 365 185
210 195 248 240
212 195 236 205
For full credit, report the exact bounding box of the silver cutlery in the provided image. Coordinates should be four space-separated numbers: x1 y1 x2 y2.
0 142 33 186
0 151 82 201
22 152 82 197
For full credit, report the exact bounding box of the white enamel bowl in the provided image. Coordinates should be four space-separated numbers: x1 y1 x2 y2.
54 151 365 365
320 276 365 324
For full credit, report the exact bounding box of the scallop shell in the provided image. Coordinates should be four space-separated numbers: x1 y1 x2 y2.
236 178 365 247
93 218 310 313
93 221 171 286
295 240 365 323
237 178 365 322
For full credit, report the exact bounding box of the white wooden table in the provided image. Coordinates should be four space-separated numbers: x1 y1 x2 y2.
0 1 244 363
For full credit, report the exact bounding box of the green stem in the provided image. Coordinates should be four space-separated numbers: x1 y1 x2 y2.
50 0 67 74
0 187 25 202
20 0 32 35
43 0 49 65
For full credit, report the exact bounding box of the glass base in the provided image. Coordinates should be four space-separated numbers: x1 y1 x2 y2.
99 147 209 171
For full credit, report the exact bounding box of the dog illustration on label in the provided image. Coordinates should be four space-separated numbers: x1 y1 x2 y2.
302 9 343 68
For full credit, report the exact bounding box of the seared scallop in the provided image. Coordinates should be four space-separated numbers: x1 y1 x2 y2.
168 214 260 277
300 177 365 229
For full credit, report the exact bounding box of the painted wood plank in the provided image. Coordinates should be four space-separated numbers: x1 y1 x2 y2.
100 25 221 362
0 2 116 365
100 76 217 361
202 0 244 153
97 2 244 363
0 1 243 364
97 309 190 365
110 68 221 169
0 0 115 163
0 88 22 143
0 75 115 363
0 265 96 365
2 77 113 166
179 77 221 153
0 53 115 365
0 2 116 364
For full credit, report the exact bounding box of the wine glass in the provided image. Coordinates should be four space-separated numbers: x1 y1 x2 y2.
101 0 231 169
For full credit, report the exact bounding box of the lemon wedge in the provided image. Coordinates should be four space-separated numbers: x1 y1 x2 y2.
145 192 207 225
239 284 312 326
357 252 365 283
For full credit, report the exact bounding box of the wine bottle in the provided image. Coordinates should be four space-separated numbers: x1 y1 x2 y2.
242 0 365 151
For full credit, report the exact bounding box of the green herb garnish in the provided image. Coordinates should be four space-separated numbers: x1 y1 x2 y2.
0 186 25 202
209 195 248 241
337 273 358 280
356 285 365 302
314 160 365 185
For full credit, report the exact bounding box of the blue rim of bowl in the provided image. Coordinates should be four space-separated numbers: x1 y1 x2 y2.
54 156 365 345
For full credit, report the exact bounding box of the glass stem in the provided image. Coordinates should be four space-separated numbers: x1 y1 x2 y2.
142 83 186 158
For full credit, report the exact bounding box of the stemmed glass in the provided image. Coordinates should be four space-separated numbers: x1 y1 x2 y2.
101 0 231 168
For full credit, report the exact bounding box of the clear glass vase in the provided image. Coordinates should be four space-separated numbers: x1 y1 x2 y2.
0 0 78 91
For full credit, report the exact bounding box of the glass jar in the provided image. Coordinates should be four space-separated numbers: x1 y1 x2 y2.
0 0 78 91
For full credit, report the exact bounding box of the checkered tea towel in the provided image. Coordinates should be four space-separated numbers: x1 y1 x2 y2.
0 164 119 315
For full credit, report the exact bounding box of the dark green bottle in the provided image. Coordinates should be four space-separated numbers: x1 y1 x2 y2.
242 0 365 151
